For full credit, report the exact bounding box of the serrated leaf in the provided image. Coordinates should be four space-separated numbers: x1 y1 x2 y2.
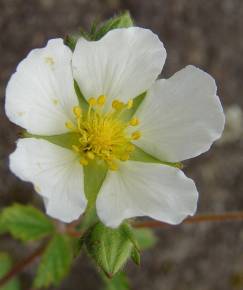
102 272 130 290
34 234 73 288
85 223 133 277
133 228 157 250
0 252 21 290
0 204 54 242
93 11 134 40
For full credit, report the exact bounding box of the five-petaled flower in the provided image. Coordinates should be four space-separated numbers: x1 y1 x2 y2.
5 27 225 228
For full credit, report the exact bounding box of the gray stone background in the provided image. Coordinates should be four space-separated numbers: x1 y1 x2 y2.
1 0 243 289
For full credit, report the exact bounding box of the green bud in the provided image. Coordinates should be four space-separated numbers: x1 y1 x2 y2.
84 222 139 277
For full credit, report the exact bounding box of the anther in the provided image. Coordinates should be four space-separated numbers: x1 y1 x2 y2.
129 117 140 126
131 131 141 140
88 97 97 106
112 100 124 110
73 106 82 118
80 158 89 166
127 99 133 109
97 95 106 106
86 151 95 160
65 120 75 130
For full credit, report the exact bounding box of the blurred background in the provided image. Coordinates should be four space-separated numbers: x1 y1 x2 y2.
1 0 243 289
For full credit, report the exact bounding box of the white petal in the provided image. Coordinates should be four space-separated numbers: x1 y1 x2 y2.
72 27 166 107
9 138 87 223
96 160 198 228
134 65 225 162
5 39 78 135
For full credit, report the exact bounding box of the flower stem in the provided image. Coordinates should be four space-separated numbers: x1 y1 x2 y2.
0 243 46 287
133 212 243 228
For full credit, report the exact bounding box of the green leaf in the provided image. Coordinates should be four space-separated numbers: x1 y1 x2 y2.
0 252 21 290
0 204 54 242
102 272 130 290
85 223 134 277
93 11 134 41
133 228 157 250
34 234 73 288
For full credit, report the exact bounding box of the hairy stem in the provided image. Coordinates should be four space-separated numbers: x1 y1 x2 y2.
133 212 243 228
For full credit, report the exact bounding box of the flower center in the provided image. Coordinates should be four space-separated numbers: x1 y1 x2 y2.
65 95 141 170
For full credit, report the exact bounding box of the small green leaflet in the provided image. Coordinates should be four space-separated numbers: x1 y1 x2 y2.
0 204 54 242
34 234 73 288
0 252 21 290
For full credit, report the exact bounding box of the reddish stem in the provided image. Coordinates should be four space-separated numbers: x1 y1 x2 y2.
133 212 243 228
0 243 46 287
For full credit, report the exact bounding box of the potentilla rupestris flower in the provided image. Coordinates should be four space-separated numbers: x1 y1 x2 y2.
5 27 225 228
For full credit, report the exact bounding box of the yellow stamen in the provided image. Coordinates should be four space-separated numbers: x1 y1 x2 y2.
73 106 82 118
97 95 106 106
86 151 95 160
131 131 141 140
65 120 75 130
127 99 133 109
112 100 124 110
80 158 89 166
88 97 97 106
129 117 140 126
66 96 142 170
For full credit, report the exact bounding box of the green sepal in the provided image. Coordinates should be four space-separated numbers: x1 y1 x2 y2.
34 234 73 288
84 222 135 277
121 92 146 122
84 159 108 208
91 11 134 41
130 146 183 169
0 252 21 290
74 80 89 111
102 272 130 290
23 131 79 150
64 34 79 51
0 204 54 242
131 247 140 266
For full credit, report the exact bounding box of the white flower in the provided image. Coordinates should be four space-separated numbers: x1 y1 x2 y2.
5 27 225 228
